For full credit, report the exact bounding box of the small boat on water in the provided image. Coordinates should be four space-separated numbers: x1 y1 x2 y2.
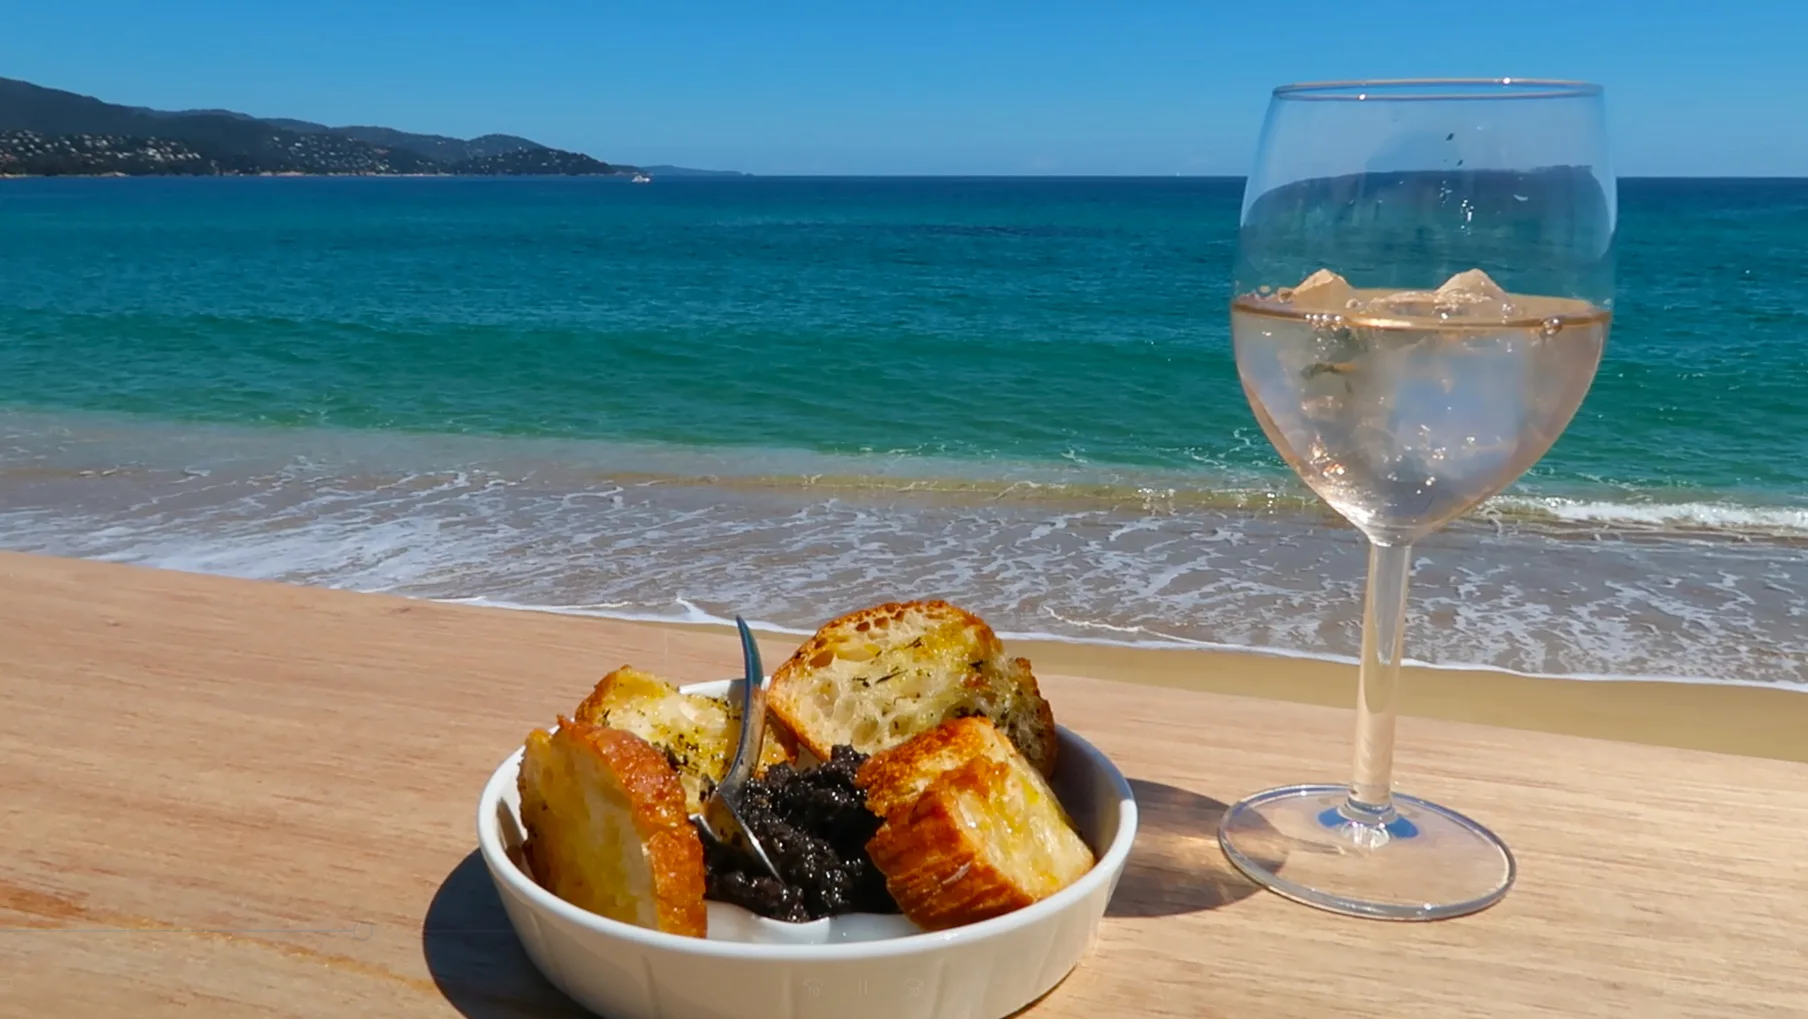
630 172 652 184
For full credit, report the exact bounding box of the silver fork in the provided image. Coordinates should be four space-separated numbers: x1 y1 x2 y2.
691 616 782 880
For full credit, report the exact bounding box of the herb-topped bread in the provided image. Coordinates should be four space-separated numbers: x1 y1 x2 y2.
574 665 793 816
765 600 1058 775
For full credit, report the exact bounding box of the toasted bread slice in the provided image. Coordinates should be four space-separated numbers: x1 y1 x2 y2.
860 719 1095 931
767 600 1057 774
574 666 793 816
517 717 707 937
855 714 1021 819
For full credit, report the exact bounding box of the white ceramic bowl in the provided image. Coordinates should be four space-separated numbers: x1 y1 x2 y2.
477 679 1138 1019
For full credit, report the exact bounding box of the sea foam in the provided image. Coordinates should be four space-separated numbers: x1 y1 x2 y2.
1 411 1802 689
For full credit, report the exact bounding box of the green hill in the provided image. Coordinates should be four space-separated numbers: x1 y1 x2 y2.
0 76 636 177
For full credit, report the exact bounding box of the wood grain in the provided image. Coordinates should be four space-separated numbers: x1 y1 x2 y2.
1 552 1804 1019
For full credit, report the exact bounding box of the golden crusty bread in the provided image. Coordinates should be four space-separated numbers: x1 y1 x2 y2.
766 600 1057 775
858 717 1094 931
574 666 793 816
517 717 707 937
856 714 1022 819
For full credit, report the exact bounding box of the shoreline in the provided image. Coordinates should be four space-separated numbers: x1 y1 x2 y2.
444 595 1808 691
0 403 1799 684
4 550 1793 764
1 404 1803 541
641 616 1808 764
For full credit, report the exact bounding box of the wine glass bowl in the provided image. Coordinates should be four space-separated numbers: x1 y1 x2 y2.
1216 79 1615 920
1232 274 1610 546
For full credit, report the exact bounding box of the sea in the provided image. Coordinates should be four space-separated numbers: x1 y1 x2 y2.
0 176 1803 688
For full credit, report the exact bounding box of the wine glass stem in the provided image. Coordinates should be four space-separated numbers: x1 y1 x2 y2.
1346 539 1412 824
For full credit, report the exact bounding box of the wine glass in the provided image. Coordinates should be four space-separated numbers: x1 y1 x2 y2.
1216 79 1615 920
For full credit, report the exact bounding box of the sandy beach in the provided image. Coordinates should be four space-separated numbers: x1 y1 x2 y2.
4 549 1801 764
9 545 1808 1019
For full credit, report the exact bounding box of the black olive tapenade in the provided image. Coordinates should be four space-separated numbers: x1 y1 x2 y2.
697 745 899 922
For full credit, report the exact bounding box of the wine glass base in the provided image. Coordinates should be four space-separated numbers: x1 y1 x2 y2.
1217 783 1515 921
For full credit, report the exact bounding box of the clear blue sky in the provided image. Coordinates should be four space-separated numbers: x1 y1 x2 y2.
4 0 1803 176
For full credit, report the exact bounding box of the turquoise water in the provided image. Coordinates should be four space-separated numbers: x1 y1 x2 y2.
1 176 1804 684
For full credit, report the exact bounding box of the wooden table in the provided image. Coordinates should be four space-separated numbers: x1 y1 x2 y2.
2 554 1805 1018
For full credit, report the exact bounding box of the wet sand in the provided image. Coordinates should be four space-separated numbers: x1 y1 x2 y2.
651 623 1808 764
3 550 1802 764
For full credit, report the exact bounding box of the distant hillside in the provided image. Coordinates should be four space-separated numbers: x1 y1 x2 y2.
0 128 439 176
265 121 549 165
0 76 652 178
451 147 616 176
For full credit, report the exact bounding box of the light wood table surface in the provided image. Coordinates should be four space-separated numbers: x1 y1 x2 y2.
2 553 1804 1018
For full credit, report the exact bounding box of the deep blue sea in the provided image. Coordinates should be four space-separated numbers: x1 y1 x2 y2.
1 176 1803 685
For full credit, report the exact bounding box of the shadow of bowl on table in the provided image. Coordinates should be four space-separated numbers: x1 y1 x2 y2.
1105 778 1286 918
419 782 1278 1013
422 849 590 1019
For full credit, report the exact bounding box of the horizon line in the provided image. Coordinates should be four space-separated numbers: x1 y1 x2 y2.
584 172 1808 180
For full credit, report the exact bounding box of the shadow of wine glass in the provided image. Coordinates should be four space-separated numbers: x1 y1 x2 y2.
421 849 589 1019
1105 778 1287 918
